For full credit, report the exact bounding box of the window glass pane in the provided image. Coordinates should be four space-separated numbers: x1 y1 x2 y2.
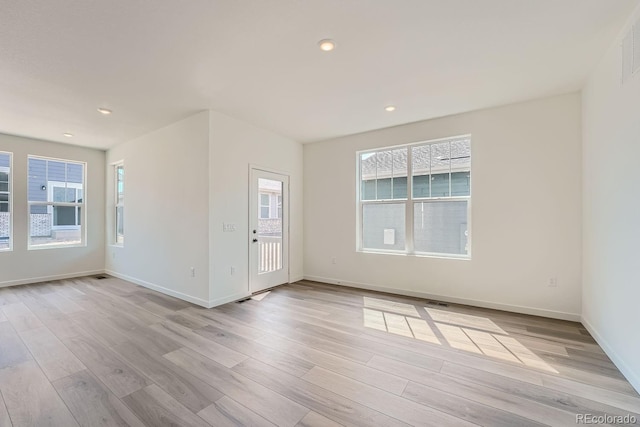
0 183 7 192
414 200 468 255
116 206 124 242
431 173 450 197
361 180 376 200
392 176 407 199
363 203 405 251
53 187 66 202
54 206 76 226
66 163 84 186
412 145 430 198
260 194 269 205
376 178 392 199
391 149 407 199
260 207 270 218
29 205 81 247
66 188 77 202
413 175 430 198
376 151 392 199
450 139 471 196
0 194 7 202
430 142 450 197
451 172 471 197
28 158 47 202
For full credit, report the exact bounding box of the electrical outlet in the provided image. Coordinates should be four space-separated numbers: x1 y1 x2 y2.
331 257 337 264
548 277 558 287
231 266 236 275
190 267 196 277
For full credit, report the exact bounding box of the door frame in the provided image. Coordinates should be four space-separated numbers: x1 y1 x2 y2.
248 164 290 294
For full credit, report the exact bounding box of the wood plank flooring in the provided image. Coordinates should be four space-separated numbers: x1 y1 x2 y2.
0 276 639 426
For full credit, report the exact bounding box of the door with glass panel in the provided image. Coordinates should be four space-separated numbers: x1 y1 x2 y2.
249 168 289 293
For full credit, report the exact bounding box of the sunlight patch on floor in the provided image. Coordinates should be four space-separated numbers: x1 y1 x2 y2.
364 296 420 317
361 297 558 374
251 291 271 301
425 307 507 334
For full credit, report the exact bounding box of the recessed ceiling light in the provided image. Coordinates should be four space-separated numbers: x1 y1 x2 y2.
318 39 336 52
385 105 396 112
63 133 73 138
97 107 112 115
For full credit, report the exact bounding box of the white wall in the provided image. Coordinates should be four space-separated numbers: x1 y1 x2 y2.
304 93 582 320
582 5 640 391
208 111 304 306
0 133 105 286
105 112 211 305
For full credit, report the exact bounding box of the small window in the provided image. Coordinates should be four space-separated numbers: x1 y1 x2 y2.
259 193 271 219
115 163 124 244
28 156 86 249
0 152 12 251
358 136 471 258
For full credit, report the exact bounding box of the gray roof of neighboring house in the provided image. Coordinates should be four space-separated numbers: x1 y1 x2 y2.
361 138 471 180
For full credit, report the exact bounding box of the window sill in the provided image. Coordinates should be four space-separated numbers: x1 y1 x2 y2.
358 249 471 261
28 243 86 251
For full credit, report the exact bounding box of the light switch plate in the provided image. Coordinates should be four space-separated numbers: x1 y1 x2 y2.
223 223 236 232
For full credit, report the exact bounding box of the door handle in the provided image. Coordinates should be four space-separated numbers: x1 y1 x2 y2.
252 238 258 243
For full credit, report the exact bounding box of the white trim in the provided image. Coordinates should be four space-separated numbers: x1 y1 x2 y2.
303 275 581 322
208 292 251 308
0 270 105 288
105 270 211 308
290 275 304 283
581 316 640 393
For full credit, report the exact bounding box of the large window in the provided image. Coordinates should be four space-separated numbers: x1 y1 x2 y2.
0 152 12 251
358 136 471 258
28 156 86 249
115 163 124 244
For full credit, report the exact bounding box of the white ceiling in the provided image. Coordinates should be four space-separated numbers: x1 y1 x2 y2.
0 0 637 150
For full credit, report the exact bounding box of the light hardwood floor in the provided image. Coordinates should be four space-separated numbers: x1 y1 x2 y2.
0 276 638 426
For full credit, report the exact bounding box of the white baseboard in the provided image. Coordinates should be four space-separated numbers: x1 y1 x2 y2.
0 270 105 288
290 275 304 283
303 275 581 322
581 316 640 394
208 292 250 308
105 270 211 308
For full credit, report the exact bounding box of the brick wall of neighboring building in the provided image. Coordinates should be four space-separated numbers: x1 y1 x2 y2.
30 214 52 237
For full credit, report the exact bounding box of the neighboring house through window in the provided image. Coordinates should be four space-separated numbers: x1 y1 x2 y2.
28 156 86 248
0 152 12 251
259 191 282 220
358 136 471 258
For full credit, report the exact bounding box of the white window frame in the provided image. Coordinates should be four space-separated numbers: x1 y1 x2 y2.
27 156 87 250
0 152 12 252
356 135 472 259
114 162 124 245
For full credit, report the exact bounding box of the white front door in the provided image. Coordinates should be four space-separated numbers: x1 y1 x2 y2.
249 168 289 293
